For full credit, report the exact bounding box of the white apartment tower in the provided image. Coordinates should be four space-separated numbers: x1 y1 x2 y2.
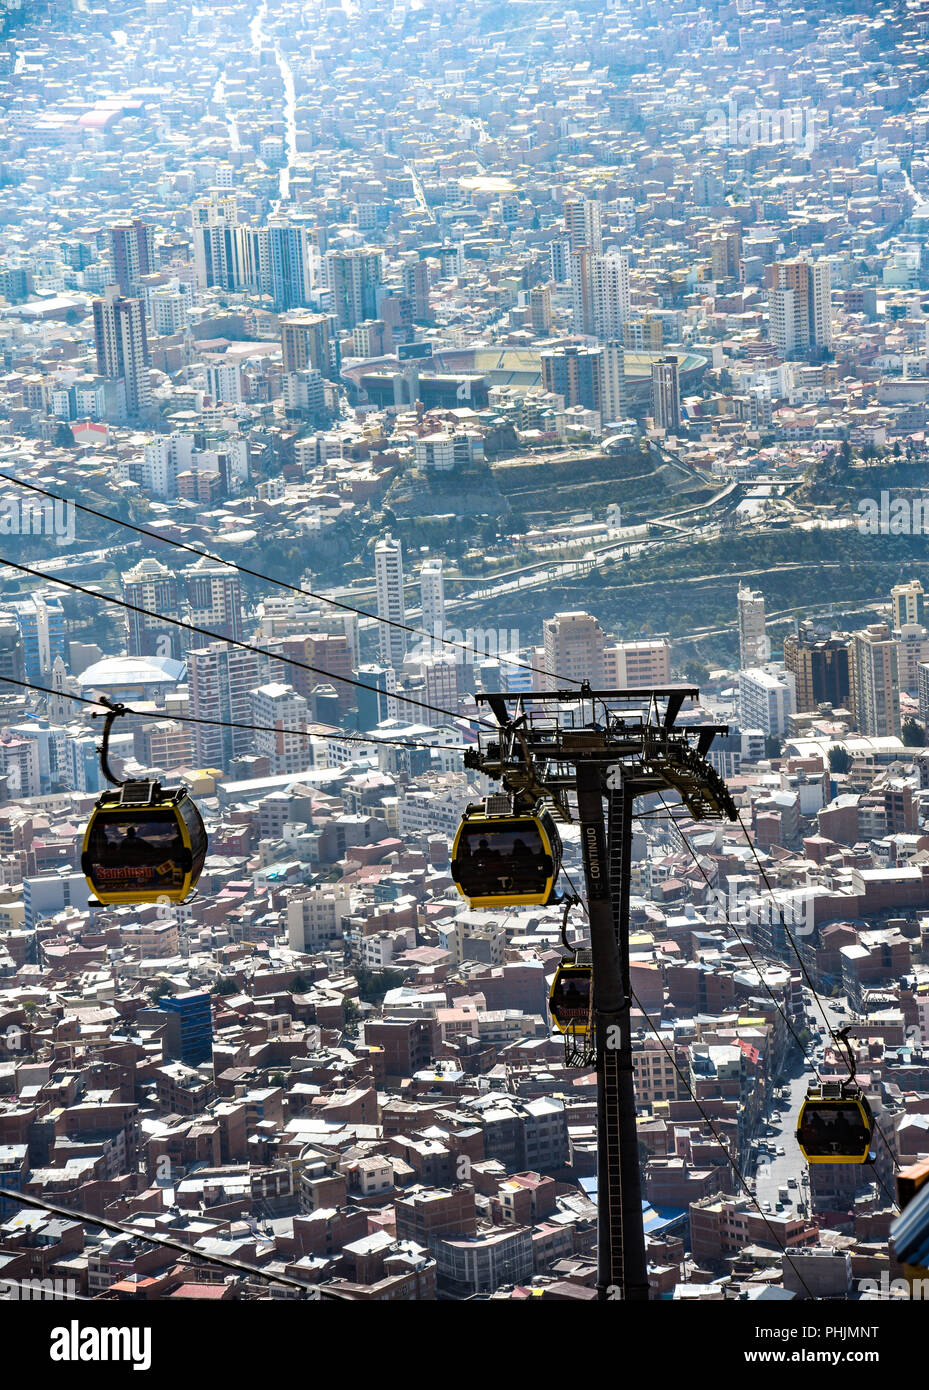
851 623 901 738
738 585 768 670
564 197 603 254
250 682 311 775
769 259 832 356
375 534 407 667
420 558 446 652
599 341 626 425
187 643 261 768
590 254 630 339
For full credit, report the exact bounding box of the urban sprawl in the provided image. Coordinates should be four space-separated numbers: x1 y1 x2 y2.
0 0 929 1304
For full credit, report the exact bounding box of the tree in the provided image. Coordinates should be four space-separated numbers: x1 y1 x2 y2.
902 717 926 748
353 966 407 1004
828 745 851 773
52 422 75 447
682 658 710 685
764 735 782 759
342 997 361 1037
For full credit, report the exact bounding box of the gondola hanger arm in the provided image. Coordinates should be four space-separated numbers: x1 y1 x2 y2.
91 696 130 788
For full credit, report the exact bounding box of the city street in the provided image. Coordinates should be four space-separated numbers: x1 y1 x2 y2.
752 1063 813 1219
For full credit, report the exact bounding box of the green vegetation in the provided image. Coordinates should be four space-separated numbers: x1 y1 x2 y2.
903 718 926 748
828 746 851 773
453 523 929 661
353 966 408 1003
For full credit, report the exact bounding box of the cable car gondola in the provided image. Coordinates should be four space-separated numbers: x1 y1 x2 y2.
450 797 561 908
796 1027 874 1165
796 1081 873 1165
81 700 208 906
549 955 593 1036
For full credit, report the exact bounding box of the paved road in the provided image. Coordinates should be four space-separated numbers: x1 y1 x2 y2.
752 1063 813 1218
750 992 853 1217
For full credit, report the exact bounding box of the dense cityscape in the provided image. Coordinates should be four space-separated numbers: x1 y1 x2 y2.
0 0 928 1334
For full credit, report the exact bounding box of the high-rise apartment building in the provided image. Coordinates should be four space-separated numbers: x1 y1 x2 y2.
253 219 313 311
400 255 431 322
205 360 243 404
892 580 926 630
249 683 310 775
122 558 183 660
109 219 154 296
159 991 213 1065
422 654 458 712
274 632 354 715
894 623 929 696
324 248 384 330
850 623 901 737
599 341 626 425
529 283 552 334
149 288 189 336
541 345 602 413
738 668 796 738
710 229 742 282
280 312 333 378
650 355 680 431
10 595 66 681
768 258 832 356
187 643 261 768
783 621 850 712
375 534 407 667
420 558 445 651
543 611 606 690
590 253 630 339
737 585 767 670
570 249 595 335
564 197 603 254
603 638 671 687
92 287 151 417
184 557 244 644
549 239 571 284
191 194 253 292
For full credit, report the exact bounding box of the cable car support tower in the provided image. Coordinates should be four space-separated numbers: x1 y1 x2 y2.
464 685 737 1302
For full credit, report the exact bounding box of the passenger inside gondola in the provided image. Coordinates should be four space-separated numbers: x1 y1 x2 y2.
557 978 589 1015
802 1104 868 1155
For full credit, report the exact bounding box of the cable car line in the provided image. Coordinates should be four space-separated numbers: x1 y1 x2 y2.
0 555 500 733
4 1187 352 1299
0 470 576 689
627 984 820 1301
736 814 901 1179
653 789 818 1072
629 802 897 1199
0 673 468 753
558 866 820 1299
736 812 842 1053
